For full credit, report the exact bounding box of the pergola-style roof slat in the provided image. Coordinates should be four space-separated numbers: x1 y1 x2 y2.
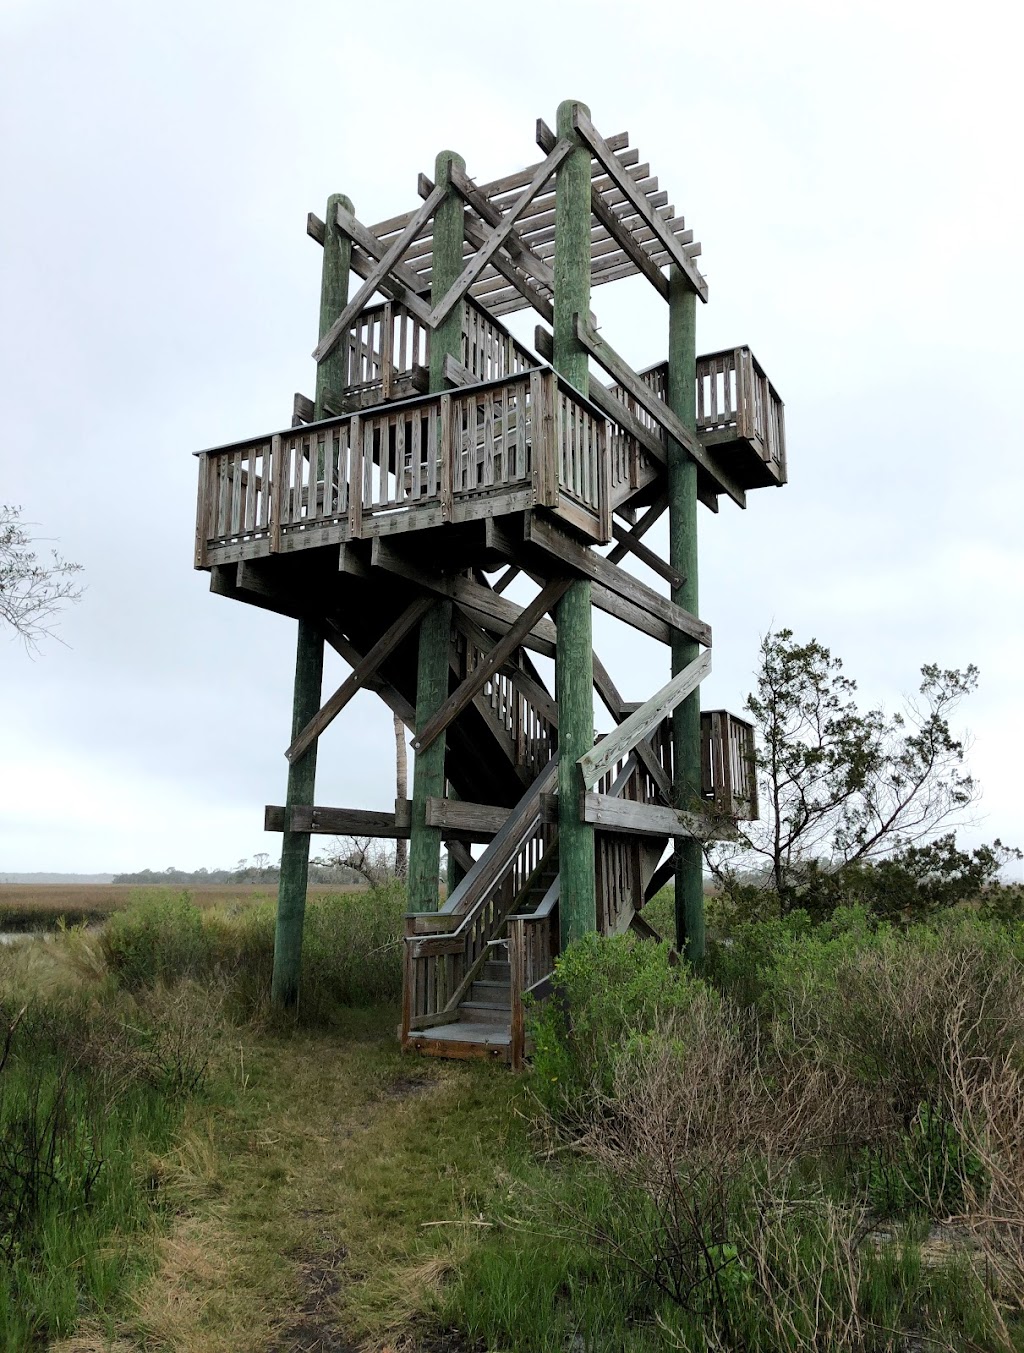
358 128 705 322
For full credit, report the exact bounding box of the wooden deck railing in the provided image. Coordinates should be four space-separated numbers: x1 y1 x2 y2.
330 297 536 410
195 368 617 568
696 348 786 481
701 709 758 820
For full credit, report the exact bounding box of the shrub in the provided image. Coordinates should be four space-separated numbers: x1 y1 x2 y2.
102 890 211 988
529 932 713 1119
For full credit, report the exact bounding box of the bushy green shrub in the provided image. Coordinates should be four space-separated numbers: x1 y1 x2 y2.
860 1101 989 1219
102 890 211 988
529 932 712 1117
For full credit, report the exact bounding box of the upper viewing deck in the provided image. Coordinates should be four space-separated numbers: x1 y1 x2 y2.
194 302 785 572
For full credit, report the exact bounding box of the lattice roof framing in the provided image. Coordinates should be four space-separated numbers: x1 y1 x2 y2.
311 111 706 356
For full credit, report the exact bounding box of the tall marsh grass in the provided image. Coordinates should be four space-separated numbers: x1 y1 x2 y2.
101 882 405 1020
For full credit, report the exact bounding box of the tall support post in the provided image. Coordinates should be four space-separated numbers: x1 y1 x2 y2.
408 153 464 912
272 193 354 1007
553 99 596 948
667 265 704 963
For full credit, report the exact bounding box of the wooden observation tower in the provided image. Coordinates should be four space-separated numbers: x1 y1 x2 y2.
193 101 787 1065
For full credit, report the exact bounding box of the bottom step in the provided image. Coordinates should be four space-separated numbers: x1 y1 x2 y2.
405 1020 512 1063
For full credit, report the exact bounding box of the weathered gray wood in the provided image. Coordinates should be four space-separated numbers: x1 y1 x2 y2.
611 519 683 589
523 514 711 646
285 597 433 764
535 325 717 511
333 203 432 300
424 797 509 838
607 495 668 564
411 579 570 755
571 107 707 302
371 538 560 656
427 140 573 329
581 792 707 840
574 316 746 509
578 650 712 788
537 116 669 300
313 184 446 365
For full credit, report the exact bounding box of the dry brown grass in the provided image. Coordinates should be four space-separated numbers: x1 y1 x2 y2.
0 882 364 929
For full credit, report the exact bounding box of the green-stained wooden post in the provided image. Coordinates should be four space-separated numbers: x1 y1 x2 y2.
271 193 353 1009
407 153 463 912
553 100 597 948
667 265 704 963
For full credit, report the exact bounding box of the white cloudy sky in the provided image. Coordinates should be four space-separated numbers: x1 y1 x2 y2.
1 0 1021 874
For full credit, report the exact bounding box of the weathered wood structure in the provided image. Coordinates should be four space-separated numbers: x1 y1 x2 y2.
194 102 786 1064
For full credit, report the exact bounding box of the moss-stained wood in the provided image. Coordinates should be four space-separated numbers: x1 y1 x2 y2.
272 193 352 1009
668 267 704 963
408 153 464 914
551 104 597 948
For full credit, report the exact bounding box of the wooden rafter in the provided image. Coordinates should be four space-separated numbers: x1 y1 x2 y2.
537 117 669 300
571 107 708 303
426 139 573 329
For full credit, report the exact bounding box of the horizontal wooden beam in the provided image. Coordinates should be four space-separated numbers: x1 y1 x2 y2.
571 107 708 302
574 316 746 509
285 596 433 763
581 792 707 840
265 802 412 838
523 514 710 647
578 649 712 788
425 797 509 838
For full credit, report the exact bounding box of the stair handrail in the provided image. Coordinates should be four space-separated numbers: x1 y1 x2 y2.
435 755 558 920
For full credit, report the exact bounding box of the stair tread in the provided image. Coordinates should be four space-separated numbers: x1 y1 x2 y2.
461 999 510 1012
427 1021 511 1045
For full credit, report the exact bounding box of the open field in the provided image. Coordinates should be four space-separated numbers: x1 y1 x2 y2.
0 882 364 931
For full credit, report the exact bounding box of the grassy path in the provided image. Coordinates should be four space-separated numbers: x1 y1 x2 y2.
56 1008 524 1353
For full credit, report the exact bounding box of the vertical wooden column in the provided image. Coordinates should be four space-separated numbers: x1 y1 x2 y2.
552 99 596 947
271 193 352 1009
667 265 704 963
408 153 463 912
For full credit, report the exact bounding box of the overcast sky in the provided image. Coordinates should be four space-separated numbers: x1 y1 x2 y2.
1 0 1021 874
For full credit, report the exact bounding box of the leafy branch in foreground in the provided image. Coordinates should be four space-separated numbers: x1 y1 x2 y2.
0 504 83 649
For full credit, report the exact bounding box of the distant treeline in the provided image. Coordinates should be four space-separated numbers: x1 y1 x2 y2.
111 863 364 887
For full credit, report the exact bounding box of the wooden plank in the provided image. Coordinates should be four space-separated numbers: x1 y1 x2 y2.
312 184 446 364
411 579 570 754
578 650 712 788
607 494 668 564
334 204 432 301
575 316 746 509
449 164 556 295
571 108 707 302
611 519 682 589
370 537 559 655
524 514 710 646
284 596 433 763
537 116 669 300
427 140 573 329
424 797 510 838
581 792 706 840
262 803 413 837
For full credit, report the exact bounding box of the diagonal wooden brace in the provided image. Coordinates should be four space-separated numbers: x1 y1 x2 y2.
411 578 570 755
285 596 433 763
